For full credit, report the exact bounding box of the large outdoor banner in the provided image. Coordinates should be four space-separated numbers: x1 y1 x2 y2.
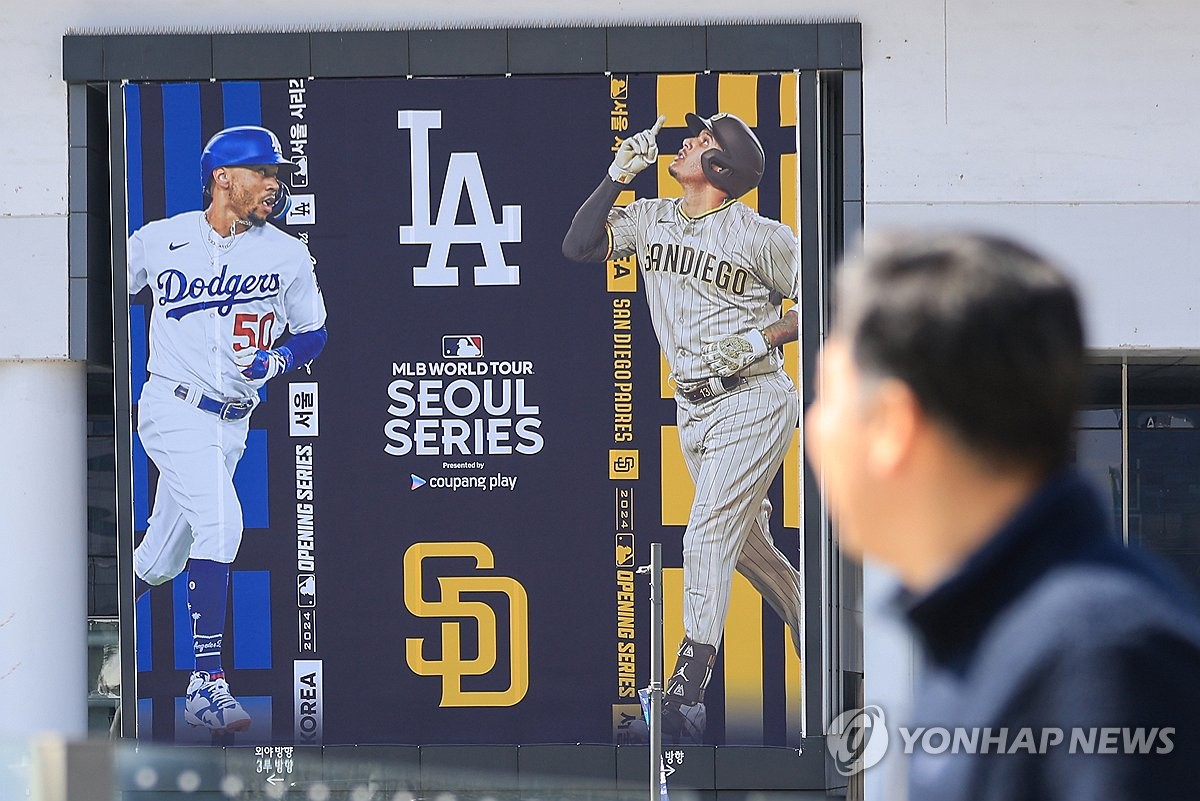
123 73 806 748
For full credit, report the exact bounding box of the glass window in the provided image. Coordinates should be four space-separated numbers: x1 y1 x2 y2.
87 365 118 617
1074 360 1200 597
1075 364 1123 538
1128 362 1200 594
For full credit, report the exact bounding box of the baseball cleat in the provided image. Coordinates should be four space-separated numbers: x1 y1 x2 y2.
184 671 252 732
663 701 707 744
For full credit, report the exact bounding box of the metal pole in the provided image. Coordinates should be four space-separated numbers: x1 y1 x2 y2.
1121 358 1130 546
649 542 664 801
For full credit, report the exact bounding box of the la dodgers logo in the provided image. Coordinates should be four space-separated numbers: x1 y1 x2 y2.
397 110 522 287
157 265 282 319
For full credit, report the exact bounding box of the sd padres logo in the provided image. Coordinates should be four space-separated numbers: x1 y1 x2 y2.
403 541 529 707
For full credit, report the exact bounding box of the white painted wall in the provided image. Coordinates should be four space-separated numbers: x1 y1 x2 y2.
2 1 1197 788
0 362 87 739
864 0 1200 349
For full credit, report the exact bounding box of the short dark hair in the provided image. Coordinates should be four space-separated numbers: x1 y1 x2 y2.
835 231 1085 473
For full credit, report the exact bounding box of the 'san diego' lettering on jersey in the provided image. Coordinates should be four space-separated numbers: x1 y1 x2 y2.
641 242 750 295
157 265 283 319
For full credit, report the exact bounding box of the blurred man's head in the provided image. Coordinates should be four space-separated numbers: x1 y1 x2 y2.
805 232 1085 583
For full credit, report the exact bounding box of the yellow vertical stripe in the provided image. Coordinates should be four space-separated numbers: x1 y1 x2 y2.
656 155 683 199
779 73 799 127
783 429 801 530
779 153 799 235
785 632 804 746
659 425 693 527
717 74 759 126
607 253 638 293
607 189 639 292
663 567 685 682
782 300 800 389
723 574 765 743
739 186 759 213
660 352 674 399
656 75 697 129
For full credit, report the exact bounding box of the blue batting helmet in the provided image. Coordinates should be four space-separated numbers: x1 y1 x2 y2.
200 126 292 217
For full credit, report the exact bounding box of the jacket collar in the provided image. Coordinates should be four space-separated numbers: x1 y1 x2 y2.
900 469 1118 663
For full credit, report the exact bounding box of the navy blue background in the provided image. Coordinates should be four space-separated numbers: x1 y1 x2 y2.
125 75 800 746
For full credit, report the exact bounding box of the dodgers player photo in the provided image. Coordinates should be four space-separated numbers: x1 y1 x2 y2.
128 125 328 733
563 112 803 743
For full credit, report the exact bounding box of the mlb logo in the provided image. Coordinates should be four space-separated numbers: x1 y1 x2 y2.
298 575 316 607
615 533 635 568
610 76 628 100
290 155 309 188
286 194 316 225
443 335 484 358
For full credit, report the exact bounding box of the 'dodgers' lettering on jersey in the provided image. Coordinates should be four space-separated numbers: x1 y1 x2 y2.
157 265 283 319
642 242 749 295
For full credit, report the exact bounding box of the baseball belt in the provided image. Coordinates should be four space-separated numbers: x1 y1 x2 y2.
174 384 254 421
676 375 747 404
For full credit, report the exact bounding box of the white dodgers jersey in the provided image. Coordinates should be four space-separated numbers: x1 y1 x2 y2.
129 210 327 402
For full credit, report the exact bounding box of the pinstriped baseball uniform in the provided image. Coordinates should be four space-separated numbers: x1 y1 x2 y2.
607 197 804 653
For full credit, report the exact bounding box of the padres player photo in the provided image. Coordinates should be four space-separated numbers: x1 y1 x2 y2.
563 113 802 742
128 125 328 733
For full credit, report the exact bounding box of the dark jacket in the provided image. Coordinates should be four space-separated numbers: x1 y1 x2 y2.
903 469 1200 800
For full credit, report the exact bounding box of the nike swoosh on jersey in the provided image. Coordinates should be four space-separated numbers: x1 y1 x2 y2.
169 241 189 250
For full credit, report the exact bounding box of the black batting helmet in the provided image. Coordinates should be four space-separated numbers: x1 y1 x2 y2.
685 112 765 199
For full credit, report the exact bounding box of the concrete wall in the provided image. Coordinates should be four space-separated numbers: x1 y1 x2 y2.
863 0 1200 349
3 3 1197 795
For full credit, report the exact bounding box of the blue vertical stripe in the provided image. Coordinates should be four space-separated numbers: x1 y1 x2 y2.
130 304 147 404
173 572 192 671
124 84 144 234
234 429 270 529
232 571 272 669
136 589 153 672
132 432 149 532
222 82 263 127
161 84 202 216
137 698 153 740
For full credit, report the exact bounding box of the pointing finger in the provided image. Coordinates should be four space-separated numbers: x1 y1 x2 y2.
650 114 666 136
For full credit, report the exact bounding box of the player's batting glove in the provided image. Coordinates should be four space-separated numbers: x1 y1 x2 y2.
609 115 666 184
237 347 294 381
702 330 770 377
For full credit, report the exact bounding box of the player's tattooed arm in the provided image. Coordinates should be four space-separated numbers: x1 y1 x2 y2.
703 310 798 378
762 308 799 349
562 178 625 263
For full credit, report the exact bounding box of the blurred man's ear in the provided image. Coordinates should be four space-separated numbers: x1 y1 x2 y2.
866 378 922 478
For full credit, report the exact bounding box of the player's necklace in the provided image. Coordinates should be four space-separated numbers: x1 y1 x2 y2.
202 213 240 253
